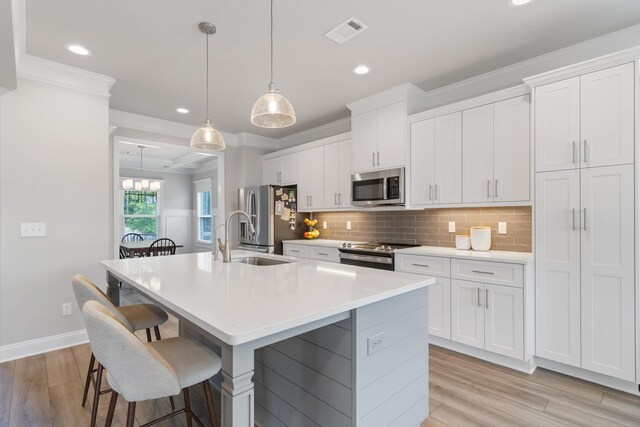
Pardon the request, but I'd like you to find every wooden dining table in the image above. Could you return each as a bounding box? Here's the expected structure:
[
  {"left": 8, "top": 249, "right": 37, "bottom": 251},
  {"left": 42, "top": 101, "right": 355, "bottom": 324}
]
[{"left": 120, "top": 240, "right": 184, "bottom": 258}]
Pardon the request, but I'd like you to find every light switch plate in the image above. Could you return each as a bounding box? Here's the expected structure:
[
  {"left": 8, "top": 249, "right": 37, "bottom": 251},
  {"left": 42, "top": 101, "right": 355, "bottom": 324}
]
[
  {"left": 448, "top": 222, "right": 456, "bottom": 233},
  {"left": 323, "top": 221, "right": 327, "bottom": 230},
  {"left": 498, "top": 222, "right": 507, "bottom": 234},
  {"left": 62, "top": 303, "right": 72, "bottom": 316},
  {"left": 367, "top": 332, "right": 384, "bottom": 355},
  {"left": 20, "top": 223, "right": 46, "bottom": 237},
  {"left": 346, "top": 221, "right": 351, "bottom": 230}
]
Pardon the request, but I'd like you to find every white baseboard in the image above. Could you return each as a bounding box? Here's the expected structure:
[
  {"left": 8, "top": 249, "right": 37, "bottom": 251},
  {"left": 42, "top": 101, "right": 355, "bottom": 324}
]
[
  {"left": 430, "top": 336, "right": 537, "bottom": 374},
  {"left": 536, "top": 357, "right": 640, "bottom": 396},
  {"left": 0, "top": 329, "right": 89, "bottom": 363}
]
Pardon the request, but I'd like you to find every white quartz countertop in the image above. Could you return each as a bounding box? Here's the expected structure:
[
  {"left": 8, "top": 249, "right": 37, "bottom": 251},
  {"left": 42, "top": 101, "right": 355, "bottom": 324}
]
[
  {"left": 101, "top": 251, "right": 434, "bottom": 346},
  {"left": 395, "top": 246, "right": 532, "bottom": 264},
  {"left": 283, "top": 239, "right": 364, "bottom": 248}
]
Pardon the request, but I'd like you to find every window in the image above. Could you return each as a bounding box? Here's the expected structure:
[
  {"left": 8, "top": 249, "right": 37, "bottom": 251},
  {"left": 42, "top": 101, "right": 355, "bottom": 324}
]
[
  {"left": 122, "top": 190, "right": 160, "bottom": 240},
  {"left": 197, "top": 190, "right": 212, "bottom": 242}
]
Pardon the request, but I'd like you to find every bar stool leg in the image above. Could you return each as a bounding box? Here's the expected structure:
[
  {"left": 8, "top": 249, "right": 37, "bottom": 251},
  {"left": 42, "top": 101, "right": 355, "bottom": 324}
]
[
  {"left": 203, "top": 380, "right": 218, "bottom": 427},
  {"left": 105, "top": 391, "right": 118, "bottom": 427},
  {"left": 90, "top": 363, "right": 104, "bottom": 427},
  {"left": 146, "top": 328, "right": 152, "bottom": 342},
  {"left": 183, "top": 387, "right": 193, "bottom": 427},
  {"left": 126, "top": 401, "right": 136, "bottom": 427},
  {"left": 82, "top": 353, "right": 96, "bottom": 407},
  {"left": 154, "top": 325, "right": 161, "bottom": 340}
]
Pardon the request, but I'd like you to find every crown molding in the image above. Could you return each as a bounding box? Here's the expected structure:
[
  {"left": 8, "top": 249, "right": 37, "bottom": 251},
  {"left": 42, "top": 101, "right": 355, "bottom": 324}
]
[
  {"left": 17, "top": 54, "right": 116, "bottom": 97},
  {"left": 236, "top": 132, "right": 280, "bottom": 150},
  {"left": 523, "top": 46, "right": 640, "bottom": 87},
  {"left": 278, "top": 117, "right": 351, "bottom": 149},
  {"left": 110, "top": 109, "right": 196, "bottom": 138},
  {"left": 346, "top": 82, "right": 428, "bottom": 115},
  {"left": 262, "top": 131, "right": 351, "bottom": 160}
]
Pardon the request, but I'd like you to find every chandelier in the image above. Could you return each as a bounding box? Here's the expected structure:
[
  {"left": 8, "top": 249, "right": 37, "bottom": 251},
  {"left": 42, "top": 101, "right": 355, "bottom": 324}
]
[{"left": 121, "top": 145, "right": 161, "bottom": 192}]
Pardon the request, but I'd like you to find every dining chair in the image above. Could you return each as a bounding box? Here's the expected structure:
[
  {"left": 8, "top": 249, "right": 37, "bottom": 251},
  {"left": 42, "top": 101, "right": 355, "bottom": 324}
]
[
  {"left": 82, "top": 300, "right": 220, "bottom": 427},
  {"left": 120, "top": 233, "right": 144, "bottom": 259},
  {"left": 71, "top": 274, "right": 171, "bottom": 427},
  {"left": 148, "top": 238, "right": 177, "bottom": 256}
]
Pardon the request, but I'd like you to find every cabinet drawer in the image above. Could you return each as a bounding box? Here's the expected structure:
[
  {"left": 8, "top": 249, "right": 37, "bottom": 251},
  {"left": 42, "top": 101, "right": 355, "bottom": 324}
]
[
  {"left": 310, "top": 247, "right": 340, "bottom": 263},
  {"left": 395, "top": 254, "right": 450, "bottom": 278},
  {"left": 283, "top": 244, "right": 310, "bottom": 259},
  {"left": 451, "top": 259, "right": 523, "bottom": 288}
]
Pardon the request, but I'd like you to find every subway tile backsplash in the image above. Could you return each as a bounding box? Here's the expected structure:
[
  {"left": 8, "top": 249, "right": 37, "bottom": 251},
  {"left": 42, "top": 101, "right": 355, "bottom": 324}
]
[{"left": 312, "top": 206, "right": 532, "bottom": 252}]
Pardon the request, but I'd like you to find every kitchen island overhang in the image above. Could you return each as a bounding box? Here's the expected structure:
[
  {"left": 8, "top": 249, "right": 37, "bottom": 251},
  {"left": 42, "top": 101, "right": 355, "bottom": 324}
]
[{"left": 101, "top": 251, "right": 435, "bottom": 427}]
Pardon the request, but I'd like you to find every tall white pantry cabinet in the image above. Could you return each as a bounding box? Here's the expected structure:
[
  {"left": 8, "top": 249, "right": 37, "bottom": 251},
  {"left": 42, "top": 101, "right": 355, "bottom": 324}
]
[{"left": 528, "top": 60, "right": 636, "bottom": 382}]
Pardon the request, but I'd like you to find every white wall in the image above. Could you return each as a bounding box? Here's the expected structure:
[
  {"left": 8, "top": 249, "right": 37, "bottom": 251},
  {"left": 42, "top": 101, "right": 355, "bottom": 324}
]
[{"left": 0, "top": 78, "right": 110, "bottom": 348}]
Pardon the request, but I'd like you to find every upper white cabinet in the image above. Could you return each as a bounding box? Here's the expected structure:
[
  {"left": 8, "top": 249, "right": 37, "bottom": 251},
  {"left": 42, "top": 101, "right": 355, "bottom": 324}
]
[
  {"left": 535, "top": 63, "right": 634, "bottom": 172},
  {"left": 324, "top": 139, "right": 351, "bottom": 209},
  {"left": 264, "top": 153, "right": 300, "bottom": 185},
  {"left": 410, "top": 112, "right": 462, "bottom": 206},
  {"left": 351, "top": 101, "right": 406, "bottom": 172},
  {"left": 463, "top": 95, "right": 530, "bottom": 203},
  {"left": 298, "top": 147, "right": 325, "bottom": 211}
]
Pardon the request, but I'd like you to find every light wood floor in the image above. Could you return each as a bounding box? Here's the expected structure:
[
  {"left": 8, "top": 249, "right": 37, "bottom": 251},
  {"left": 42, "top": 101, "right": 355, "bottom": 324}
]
[{"left": 2, "top": 285, "right": 640, "bottom": 427}]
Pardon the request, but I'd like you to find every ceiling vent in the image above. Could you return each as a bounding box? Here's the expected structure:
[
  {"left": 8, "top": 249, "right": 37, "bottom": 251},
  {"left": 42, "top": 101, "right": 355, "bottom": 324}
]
[{"left": 324, "top": 17, "right": 368, "bottom": 44}]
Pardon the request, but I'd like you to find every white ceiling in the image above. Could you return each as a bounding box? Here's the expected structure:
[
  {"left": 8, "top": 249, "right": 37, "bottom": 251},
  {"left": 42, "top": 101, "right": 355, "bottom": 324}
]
[
  {"left": 24, "top": 0, "right": 640, "bottom": 138},
  {"left": 119, "top": 142, "right": 216, "bottom": 173}
]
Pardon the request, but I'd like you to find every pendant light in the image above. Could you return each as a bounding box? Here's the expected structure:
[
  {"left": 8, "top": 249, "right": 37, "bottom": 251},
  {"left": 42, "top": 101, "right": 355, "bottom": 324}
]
[
  {"left": 191, "top": 22, "right": 225, "bottom": 151},
  {"left": 250, "top": 0, "right": 296, "bottom": 128}
]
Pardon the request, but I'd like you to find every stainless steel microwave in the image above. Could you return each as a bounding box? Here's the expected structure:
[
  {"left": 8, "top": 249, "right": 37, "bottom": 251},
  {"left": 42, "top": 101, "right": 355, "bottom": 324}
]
[{"left": 351, "top": 167, "right": 405, "bottom": 207}]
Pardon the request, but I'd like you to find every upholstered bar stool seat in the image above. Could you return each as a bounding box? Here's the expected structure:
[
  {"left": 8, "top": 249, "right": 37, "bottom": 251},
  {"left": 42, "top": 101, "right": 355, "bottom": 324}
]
[
  {"left": 71, "top": 274, "right": 171, "bottom": 427},
  {"left": 82, "top": 300, "right": 220, "bottom": 427}
]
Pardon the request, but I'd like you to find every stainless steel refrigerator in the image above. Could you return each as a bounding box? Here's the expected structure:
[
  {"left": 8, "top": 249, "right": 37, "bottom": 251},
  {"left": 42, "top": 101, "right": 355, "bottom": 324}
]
[{"left": 238, "top": 185, "right": 304, "bottom": 254}]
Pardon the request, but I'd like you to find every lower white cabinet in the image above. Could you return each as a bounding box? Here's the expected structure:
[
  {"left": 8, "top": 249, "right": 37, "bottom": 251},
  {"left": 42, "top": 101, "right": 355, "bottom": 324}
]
[
  {"left": 427, "top": 277, "right": 451, "bottom": 339},
  {"left": 283, "top": 243, "right": 340, "bottom": 264},
  {"left": 451, "top": 280, "right": 524, "bottom": 360},
  {"left": 283, "top": 244, "right": 310, "bottom": 259}
]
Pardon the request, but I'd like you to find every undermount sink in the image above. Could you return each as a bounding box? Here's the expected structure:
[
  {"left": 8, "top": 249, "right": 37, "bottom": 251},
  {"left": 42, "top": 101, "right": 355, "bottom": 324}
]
[{"left": 232, "top": 257, "right": 291, "bottom": 266}]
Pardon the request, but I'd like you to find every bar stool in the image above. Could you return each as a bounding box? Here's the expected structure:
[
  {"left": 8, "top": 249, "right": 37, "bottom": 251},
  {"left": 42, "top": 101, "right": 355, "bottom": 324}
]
[
  {"left": 82, "top": 300, "right": 220, "bottom": 427},
  {"left": 71, "top": 274, "right": 171, "bottom": 426}
]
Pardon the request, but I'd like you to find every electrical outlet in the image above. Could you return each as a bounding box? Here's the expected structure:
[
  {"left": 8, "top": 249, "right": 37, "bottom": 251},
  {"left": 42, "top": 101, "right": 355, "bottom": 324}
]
[
  {"left": 498, "top": 222, "right": 507, "bottom": 234},
  {"left": 346, "top": 221, "right": 351, "bottom": 230},
  {"left": 323, "top": 221, "right": 327, "bottom": 230},
  {"left": 367, "top": 332, "right": 384, "bottom": 355},
  {"left": 62, "top": 303, "right": 72, "bottom": 316},
  {"left": 20, "top": 223, "right": 46, "bottom": 237},
  {"left": 448, "top": 222, "right": 456, "bottom": 233}
]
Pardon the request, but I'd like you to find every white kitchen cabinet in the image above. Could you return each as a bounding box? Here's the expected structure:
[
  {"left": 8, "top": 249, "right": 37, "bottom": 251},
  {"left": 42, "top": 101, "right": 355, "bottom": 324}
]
[
  {"left": 535, "top": 63, "right": 634, "bottom": 173},
  {"left": 428, "top": 277, "right": 451, "bottom": 339},
  {"left": 298, "top": 147, "right": 325, "bottom": 211},
  {"left": 351, "top": 101, "right": 406, "bottom": 173},
  {"left": 410, "top": 113, "right": 461, "bottom": 206},
  {"left": 534, "top": 170, "right": 581, "bottom": 367},
  {"left": 485, "top": 284, "right": 524, "bottom": 360},
  {"left": 535, "top": 165, "right": 635, "bottom": 381},
  {"left": 263, "top": 153, "right": 300, "bottom": 185},
  {"left": 451, "top": 279, "right": 485, "bottom": 350},
  {"left": 324, "top": 139, "right": 351, "bottom": 209},
  {"left": 462, "top": 96, "right": 530, "bottom": 203},
  {"left": 580, "top": 164, "right": 635, "bottom": 381},
  {"left": 580, "top": 63, "right": 635, "bottom": 168}
]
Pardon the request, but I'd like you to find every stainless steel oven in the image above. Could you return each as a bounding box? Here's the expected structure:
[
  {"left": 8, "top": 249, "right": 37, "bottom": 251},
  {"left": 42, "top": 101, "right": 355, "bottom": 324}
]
[
  {"left": 338, "top": 242, "right": 418, "bottom": 271},
  {"left": 351, "top": 168, "right": 404, "bottom": 207}
]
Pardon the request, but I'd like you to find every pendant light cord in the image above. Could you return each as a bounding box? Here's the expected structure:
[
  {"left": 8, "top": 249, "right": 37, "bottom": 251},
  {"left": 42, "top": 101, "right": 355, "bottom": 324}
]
[
  {"left": 270, "top": 0, "right": 274, "bottom": 85},
  {"left": 206, "top": 32, "right": 210, "bottom": 120}
]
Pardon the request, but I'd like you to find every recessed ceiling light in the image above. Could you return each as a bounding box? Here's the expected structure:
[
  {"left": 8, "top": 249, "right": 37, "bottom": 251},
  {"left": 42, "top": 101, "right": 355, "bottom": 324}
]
[
  {"left": 176, "top": 107, "right": 190, "bottom": 114},
  {"left": 65, "top": 44, "right": 91, "bottom": 56},
  {"left": 509, "top": 0, "right": 534, "bottom": 6},
  {"left": 354, "top": 65, "right": 370, "bottom": 75}
]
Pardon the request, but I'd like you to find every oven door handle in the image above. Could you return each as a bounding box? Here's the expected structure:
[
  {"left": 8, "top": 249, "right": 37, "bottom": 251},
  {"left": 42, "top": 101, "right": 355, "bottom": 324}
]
[{"left": 339, "top": 252, "right": 393, "bottom": 265}]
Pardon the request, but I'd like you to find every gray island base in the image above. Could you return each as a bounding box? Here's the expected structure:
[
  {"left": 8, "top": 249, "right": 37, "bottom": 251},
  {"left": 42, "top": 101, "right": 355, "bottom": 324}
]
[{"left": 103, "top": 251, "right": 432, "bottom": 426}]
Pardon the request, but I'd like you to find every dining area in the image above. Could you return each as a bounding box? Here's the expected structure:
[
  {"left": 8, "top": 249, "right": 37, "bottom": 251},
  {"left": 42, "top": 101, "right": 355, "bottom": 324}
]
[{"left": 119, "top": 233, "right": 184, "bottom": 259}]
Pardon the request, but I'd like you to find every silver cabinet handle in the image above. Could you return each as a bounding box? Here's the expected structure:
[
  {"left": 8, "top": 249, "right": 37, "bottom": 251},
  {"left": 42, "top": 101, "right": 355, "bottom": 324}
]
[
  {"left": 317, "top": 252, "right": 328, "bottom": 256},
  {"left": 372, "top": 152, "right": 376, "bottom": 167},
  {"left": 477, "top": 288, "right": 481, "bottom": 307},
  {"left": 377, "top": 151, "right": 380, "bottom": 166},
  {"left": 494, "top": 179, "right": 499, "bottom": 198},
  {"left": 290, "top": 249, "right": 300, "bottom": 253},
  {"left": 429, "top": 185, "right": 433, "bottom": 200},
  {"left": 571, "top": 208, "right": 576, "bottom": 231},
  {"left": 485, "top": 289, "right": 489, "bottom": 309},
  {"left": 411, "top": 263, "right": 430, "bottom": 268},
  {"left": 335, "top": 193, "right": 338, "bottom": 205},
  {"left": 487, "top": 180, "right": 491, "bottom": 198},
  {"left": 583, "top": 140, "right": 588, "bottom": 164},
  {"left": 572, "top": 141, "right": 577, "bottom": 164},
  {"left": 435, "top": 184, "right": 439, "bottom": 200},
  {"left": 310, "top": 195, "right": 313, "bottom": 206},
  {"left": 472, "top": 270, "right": 495, "bottom": 275},
  {"left": 582, "top": 208, "right": 587, "bottom": 231}
]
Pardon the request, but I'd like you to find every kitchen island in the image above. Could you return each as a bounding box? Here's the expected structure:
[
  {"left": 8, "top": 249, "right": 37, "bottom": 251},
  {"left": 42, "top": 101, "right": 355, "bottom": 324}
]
[{"left": 101, "top": 251, "right": 434, "bottom": 427}]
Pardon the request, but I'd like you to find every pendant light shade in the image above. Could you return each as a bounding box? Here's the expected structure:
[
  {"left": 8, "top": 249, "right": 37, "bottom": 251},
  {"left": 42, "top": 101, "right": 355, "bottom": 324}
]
[
  {"left": 250, "top": 0, "right": 296, "bottom": 128},
  {"left": 191, "top": 22, "right": 225, "bottom": 151}
]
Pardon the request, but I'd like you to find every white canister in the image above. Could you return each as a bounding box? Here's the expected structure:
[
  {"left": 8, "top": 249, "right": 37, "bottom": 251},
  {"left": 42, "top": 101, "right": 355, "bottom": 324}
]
[
  {"left": 470, "top": 226, "right": 491, "bottom": 251},
  {"left": 455, "top": 235, "right": 471, "bottom": 250}
]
